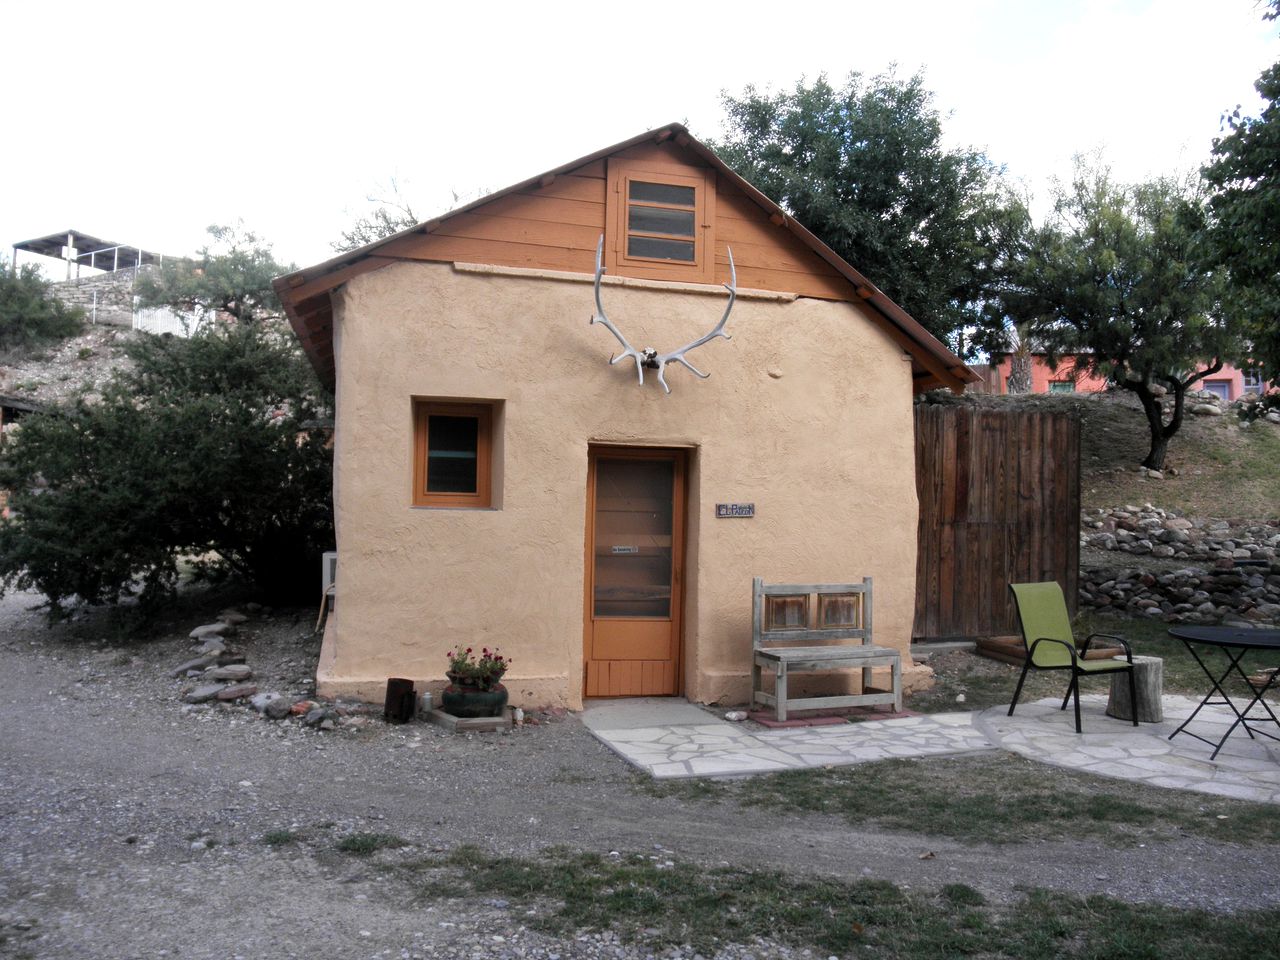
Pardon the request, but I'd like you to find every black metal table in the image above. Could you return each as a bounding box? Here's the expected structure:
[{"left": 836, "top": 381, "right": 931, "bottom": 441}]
[{"left": 1167, "top": 626, "right": 1280, "bottom": 760}]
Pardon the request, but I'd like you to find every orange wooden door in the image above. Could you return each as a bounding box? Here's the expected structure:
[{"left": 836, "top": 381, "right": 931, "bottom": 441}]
[{"left": 584, "top": 448, "right": 685, "bottom": 697}]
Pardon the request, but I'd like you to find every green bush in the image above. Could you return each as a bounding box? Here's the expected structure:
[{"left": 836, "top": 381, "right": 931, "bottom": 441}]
[
  {"left": 0, "top": 260, "right": 83, "bottom": 352},
  {"left": 0, "top": 321, "right": 333, "bottom": 618}
]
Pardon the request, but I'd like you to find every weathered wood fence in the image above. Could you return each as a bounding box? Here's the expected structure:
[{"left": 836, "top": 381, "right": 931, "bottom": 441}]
[{"left": 913, "top": 405, "right": 1080, "bottom": 640}]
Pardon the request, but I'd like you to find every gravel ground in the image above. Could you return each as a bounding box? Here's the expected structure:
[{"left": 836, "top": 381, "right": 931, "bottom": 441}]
[{"left": 3, "top": 589, "right": 1280, "bottom": 959}]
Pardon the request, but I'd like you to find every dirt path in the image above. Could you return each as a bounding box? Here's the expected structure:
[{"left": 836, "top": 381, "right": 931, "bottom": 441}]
[{"left": 2, "top": 591, "right": 1278, "bottom": 959}]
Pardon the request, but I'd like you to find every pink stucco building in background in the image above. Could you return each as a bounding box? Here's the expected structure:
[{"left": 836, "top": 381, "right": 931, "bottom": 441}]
[{"left": 976, "top": 354, "right": 1269, "bottom": 401}]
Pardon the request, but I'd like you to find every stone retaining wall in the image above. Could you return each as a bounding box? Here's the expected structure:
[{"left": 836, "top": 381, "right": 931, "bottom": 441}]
[
  {"left": 48, "top": 270, "right": 138, "bottom": 327},
  {"left": 1080, "top": 505, "right": 1280, "bottom": 626}
]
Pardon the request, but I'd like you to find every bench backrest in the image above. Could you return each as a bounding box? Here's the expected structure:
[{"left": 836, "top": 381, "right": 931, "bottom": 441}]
[{"left": 752, "top": 577, "right": 873, "bottom": 649}]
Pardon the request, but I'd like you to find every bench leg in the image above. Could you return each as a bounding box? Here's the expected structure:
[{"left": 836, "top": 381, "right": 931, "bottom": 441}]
[
  {"left": 892, "top": 656, "right": 902, "bottom": 713},
  {"left": 775, "top": 663, "right": 788, "bottom": 722},
  {"left": 751, "top": 659, "right": 762, "bottom": 710}
]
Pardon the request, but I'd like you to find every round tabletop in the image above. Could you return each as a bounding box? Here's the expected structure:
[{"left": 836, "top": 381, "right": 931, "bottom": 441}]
[{"left": 1167, "top": 625, "right": 1280, "bottom": 650}]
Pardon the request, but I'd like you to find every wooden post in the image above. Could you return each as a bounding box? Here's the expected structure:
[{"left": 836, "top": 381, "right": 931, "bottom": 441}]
[
  {"left": 1106, "top": 656, "right": 1164, "bottom": 723},
  {"left": 384, "top": 677, "right": 416, "bottom": 724}
]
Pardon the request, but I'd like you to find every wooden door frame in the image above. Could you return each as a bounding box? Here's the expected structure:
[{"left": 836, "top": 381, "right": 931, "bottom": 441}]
[{"left": 582, "top": 444, "right": 688, "bottom": 697}]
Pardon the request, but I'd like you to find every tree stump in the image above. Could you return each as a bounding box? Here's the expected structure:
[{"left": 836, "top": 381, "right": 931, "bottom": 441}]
[{"left": 1106, "top": 655, "right": 1164, "bottom": 723}]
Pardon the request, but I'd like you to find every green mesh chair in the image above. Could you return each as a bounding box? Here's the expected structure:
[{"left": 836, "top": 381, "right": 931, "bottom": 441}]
[{"left": 1008, "top": 582, "right": 1137, "bottom": 733}]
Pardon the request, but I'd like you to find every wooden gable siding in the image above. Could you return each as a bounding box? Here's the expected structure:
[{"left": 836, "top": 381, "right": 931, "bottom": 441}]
[{"left": 362, "top": 140, "right": 860, "bottom": 302}]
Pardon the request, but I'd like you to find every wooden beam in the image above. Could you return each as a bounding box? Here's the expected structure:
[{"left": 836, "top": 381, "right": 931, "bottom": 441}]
[{"left": 283, "top": 257, "right": 397, "bottom": 304}]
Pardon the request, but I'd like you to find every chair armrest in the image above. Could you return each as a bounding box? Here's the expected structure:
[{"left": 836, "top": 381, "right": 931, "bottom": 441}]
[
  {"left": 1083, "top": 632, "right": 1133, "bottom": 662},
  {"left": 1028, "top": 637, "right": 1078, "bottom": 666}
]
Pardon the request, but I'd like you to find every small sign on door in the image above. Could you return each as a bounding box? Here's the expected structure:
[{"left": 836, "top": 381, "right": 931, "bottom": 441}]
[
  {"left": 611, "top": 545, "right": 640, "bottom": 554},
  {"left": 716, "top": 503, "right": 755, "bottom": 518}
]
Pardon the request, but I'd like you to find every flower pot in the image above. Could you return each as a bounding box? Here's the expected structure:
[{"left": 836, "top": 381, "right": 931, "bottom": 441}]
[{"left": 441, "top": 681, "right": 508, "bottom": 718}]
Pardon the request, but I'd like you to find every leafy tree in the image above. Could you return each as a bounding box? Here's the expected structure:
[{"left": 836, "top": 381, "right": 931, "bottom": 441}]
[
  {"left": 333, "top": 178, "right": 419, "bottom": 253},
  {"left": 1202, "top": 1, "right": 1280, "bottom": 381},
  {"left": 0, "top": 259, "right": 84, "bottom": 352},
  {"left": 134, "top": 223, "right": 292, "bottom": 325},
  {"left": 713, "top": 71, "right": 1003, "bottom": 347},
  {"left": 994, "top": 160, "right": 1242, "bottom": 470},
  {"left": 0, "top": 322, "right": 334, "bottom": 617}
]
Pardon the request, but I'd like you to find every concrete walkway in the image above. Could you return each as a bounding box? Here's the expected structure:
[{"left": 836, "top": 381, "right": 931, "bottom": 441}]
[{"left": 583, "top": 695, "right": 1280, "bottom": 803}]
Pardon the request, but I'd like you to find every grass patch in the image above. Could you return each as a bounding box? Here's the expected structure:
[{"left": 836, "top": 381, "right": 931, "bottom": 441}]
[
  {"left": 638, "top": 753, "right": 1280, "bottom": 847},
  {"left": 262, "top": 829, "right": 303, "bottom": 847},
  {"left": 335, "top": 832, "right": 405, "bottom": 856},
  {"left": 408, "top": 845, "right": 1279, "bottom": 958}
]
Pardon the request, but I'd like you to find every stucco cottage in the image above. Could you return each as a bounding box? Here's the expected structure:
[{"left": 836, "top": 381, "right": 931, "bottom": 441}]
[{"left": 276, "top": 124, "right": 976, "bottom": 710}]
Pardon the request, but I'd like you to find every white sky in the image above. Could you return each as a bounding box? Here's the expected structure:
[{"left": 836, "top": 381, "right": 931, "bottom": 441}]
[{"left": 2, "top": 0, "right": 1276, "bottom": 274}]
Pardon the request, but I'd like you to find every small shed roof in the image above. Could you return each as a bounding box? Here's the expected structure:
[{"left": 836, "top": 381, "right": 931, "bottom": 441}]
[
  {"left": 276, "top": 124, "right": 978, "bottom": 393},
  {"left": 12, "top": 230, "right": 164, "bottom": 271}
]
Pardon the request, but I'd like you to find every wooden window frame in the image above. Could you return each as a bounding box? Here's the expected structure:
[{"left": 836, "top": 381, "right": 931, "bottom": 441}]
[
  {"left": 412, "top": 400, "right": 493, "bottom": 508},
  {"left": 606, "top": 159, "right": 715, "bottom": 284}
]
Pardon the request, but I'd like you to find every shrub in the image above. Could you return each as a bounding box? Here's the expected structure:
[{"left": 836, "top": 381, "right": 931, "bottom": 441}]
[
  {"left": 0, "top": 321, "right": 333, "bottom": 618},
  {"left": 0, "top": 259, "right": 84, "bottom": 353}
]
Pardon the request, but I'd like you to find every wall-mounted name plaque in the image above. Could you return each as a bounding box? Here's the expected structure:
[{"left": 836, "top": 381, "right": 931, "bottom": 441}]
[{"left": 715, "top": 503, "right": 755, "bottom": 518}]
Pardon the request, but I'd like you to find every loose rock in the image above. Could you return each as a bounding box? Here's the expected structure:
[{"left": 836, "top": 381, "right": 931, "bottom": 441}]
[
  {"left": 206, "top": 664, "right": 253, "bottom": 682},
  {"left": 250, "top": 692, "right": 291, "bottom": 720},
  {"left": 182, "top": 684, "right": 225, "bottom": 704},
  {"left": 215, "top": 683, "right": 258, "bottom": 701},
  {"left": 188, "top": 622, "right": 236, "bottom": 640},
  {"left": 169, "top": 653, "right": 218, "bottom": 678}
]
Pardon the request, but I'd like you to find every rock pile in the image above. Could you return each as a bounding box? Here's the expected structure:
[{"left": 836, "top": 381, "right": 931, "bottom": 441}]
[
  {"left": 1082, "top": 505, "right": 1280, "bottom": 564},
  {"left": 1080, "top": 506, "right": 1280, "bottom": 625},
  {"left": 1183, "top": 387, "right": 1280, "bottom": 424},
  {"left": 1078, "top": 564, "right": 1280, "bottom": 626},
  {"left": 173, "top": 607, "right": 347, "bottom": 730}
]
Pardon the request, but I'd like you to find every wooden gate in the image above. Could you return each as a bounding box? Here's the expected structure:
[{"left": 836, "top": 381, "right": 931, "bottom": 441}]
[{"left": 913, "top": 405, "right": 1080, "bottom": 641}]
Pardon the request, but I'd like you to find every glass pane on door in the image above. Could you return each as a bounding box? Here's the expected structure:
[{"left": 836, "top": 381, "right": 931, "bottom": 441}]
[{"left": 593, "top": 458, "right": 674, "bottom": 618}]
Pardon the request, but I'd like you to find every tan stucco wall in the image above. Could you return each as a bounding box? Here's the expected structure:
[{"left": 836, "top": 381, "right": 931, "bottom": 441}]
[{"left": 320, "top": 260, "right": 920, "bottom": 709}]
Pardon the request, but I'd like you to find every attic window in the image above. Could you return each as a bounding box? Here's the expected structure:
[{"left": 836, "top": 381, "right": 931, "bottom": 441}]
[
  {"left": 626, "top": 180, "right": 696, "bottom": 262},
  {"left": 607, "top": 159, "right": 715, "bottom": 283}
]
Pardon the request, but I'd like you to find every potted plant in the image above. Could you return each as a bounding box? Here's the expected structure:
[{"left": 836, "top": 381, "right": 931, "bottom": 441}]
[{"left": 441, "top": 646, "right": 510, "bottom": 718}]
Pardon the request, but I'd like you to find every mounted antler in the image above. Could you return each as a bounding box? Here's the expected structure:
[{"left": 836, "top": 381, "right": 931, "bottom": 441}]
[
  {"left": 589, "top": 234, "right": 737, "bottom": 394},
  {"left": 590, "top": 236, "right": 648, "bottom": 384}
]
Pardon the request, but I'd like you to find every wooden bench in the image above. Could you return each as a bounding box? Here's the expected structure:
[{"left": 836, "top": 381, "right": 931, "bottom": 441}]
[{"left": 751, "top": 577, "right": 902, "bottom": 722}]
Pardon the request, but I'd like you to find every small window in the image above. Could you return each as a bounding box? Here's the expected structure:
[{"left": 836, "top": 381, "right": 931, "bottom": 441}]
[
  {"left": 626, "top": 180, "right": 697, "bottom": 263},
  {"left": 1049, "top": 381, "right": 1075, "bottom": 394},
  {"left": 1242, "top": 367, "right": 1264, "bottom": 391},
  {"left": 607, "top": 159, "right": 714, "bottom": 283},
  {"left": 412, "top": 401, "right": 493, "bottom": 508}
]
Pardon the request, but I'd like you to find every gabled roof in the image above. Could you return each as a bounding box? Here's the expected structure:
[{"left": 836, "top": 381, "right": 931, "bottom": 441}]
[{"left": 275, "top": 124, "right": 977, "bottom": 393}]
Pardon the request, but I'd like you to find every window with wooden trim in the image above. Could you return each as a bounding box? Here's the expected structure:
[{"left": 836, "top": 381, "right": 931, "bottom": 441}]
[
  {"left": 412, "top": 401, "right": 493, "bottom": 508},
  {"left": 606, "top": 159, "right": 714, "bottom": 283}
]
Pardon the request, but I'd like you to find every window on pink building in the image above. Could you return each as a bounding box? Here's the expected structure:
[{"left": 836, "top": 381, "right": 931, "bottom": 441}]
[{"left": 1202, "top": 380, "right": 1232, "bottom": 402}]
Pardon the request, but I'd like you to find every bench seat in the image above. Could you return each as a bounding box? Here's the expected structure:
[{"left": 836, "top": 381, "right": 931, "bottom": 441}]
[{"left": 751, "top": 577, "right": 902, "bottom": 721}]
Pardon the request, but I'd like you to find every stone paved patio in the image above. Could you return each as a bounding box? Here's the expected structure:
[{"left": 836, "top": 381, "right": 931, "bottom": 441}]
[{"left": 583, "top": 695, "right": 1280, "bottom": 803}]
